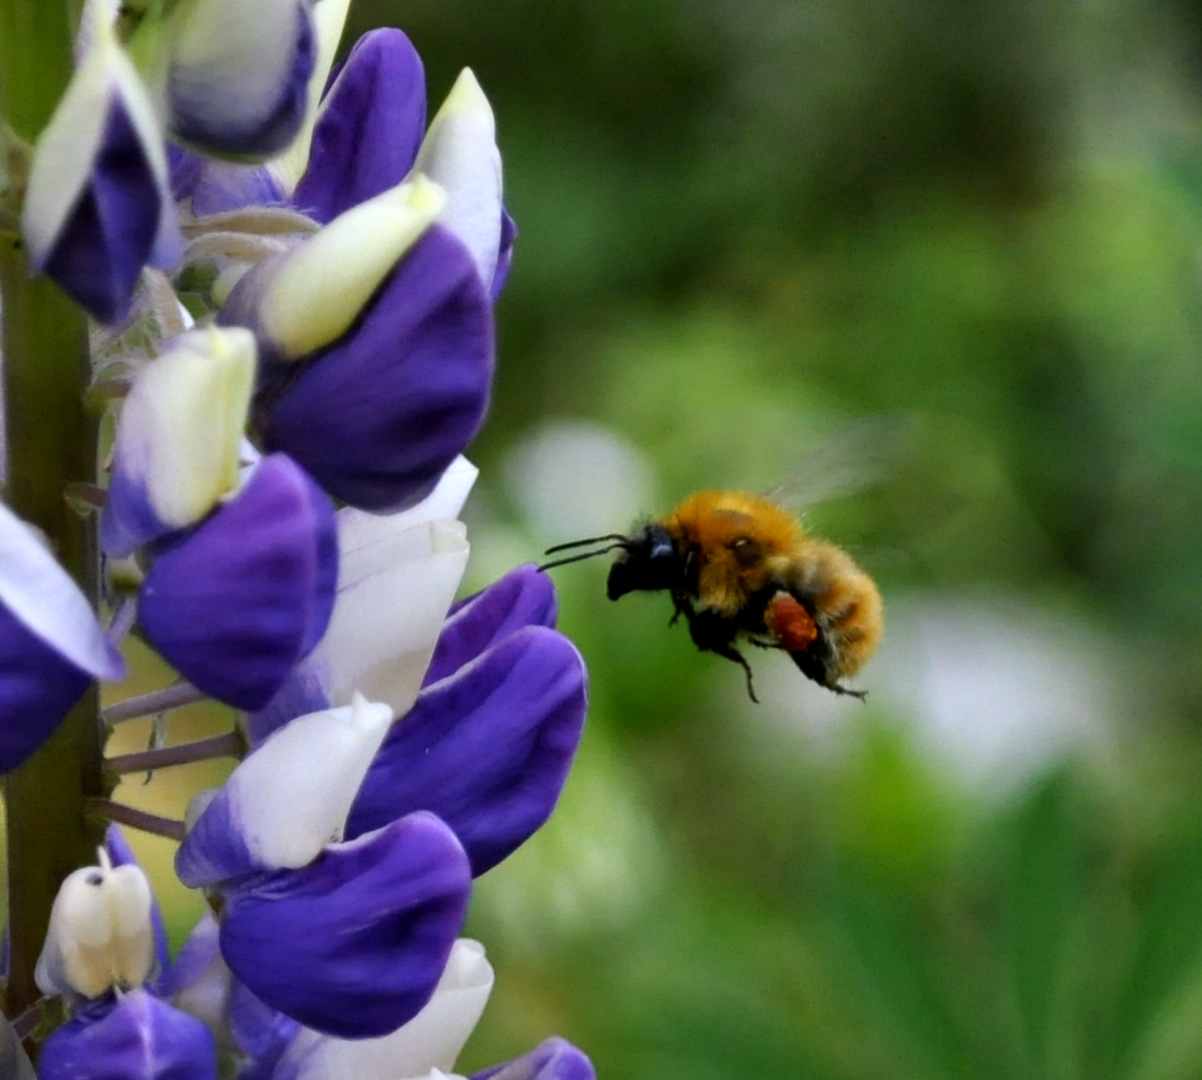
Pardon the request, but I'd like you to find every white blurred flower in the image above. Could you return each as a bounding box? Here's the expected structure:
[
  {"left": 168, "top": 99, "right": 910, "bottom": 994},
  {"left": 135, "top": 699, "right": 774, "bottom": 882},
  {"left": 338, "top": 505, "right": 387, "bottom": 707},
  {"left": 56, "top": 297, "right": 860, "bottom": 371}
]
[{"left": 504, "top": 420, "right": 658, "bottom": 540}]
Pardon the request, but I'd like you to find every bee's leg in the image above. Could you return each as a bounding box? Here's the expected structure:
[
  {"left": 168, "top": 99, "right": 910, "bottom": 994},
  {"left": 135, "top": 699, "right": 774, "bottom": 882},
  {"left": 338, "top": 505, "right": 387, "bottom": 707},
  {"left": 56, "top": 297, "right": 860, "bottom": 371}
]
[
  {"left": 748, "top": 636, "right": 785, "bottom": 650},
  {"left": 668, "top": 592, "right": 692, "bottom": 628},
  {"left": 827, "top": 683, "right": 868, "bottom": 703},
  {"left": 711, "top": 642, "right": 759, "bottom": 704}
]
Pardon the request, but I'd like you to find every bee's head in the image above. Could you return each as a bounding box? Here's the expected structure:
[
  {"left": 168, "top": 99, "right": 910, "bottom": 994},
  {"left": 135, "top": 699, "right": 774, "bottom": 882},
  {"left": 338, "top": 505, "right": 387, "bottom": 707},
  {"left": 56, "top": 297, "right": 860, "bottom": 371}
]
[
  {"left": 606, "top": 523, "right": 680, "bottom": 601},
  {"left": 538, "top": 524, "right": 681, "bottom": 598}
]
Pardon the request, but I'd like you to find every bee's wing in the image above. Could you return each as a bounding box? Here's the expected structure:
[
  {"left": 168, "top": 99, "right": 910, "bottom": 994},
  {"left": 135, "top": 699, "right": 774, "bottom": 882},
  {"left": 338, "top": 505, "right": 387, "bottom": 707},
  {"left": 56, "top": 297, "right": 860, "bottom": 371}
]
[{"left": 763, "top": 414, "right": 915, "bottom": 510}]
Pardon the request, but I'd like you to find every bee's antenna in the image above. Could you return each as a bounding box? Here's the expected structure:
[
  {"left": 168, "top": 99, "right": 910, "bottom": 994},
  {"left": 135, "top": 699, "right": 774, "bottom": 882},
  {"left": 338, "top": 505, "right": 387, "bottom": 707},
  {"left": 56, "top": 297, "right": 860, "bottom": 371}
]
[
  {"left": 543, "top": 533, "right": 629, "bottom": 556},
  {"left": 538, "top": 543, "right": 628, "bottom": 572}
]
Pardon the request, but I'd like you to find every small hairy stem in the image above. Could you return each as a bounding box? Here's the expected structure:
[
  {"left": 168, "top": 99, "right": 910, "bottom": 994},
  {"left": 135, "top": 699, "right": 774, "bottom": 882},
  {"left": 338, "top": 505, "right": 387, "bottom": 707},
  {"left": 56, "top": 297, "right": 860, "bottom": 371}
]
[
  {"left": 107, "top": 730, "right": 245, "bottom": 775},
  {"left": 102, "top": 681, "right": 205, "bottom": 726},
  {"left": 12, "top": 999, "right": 50, "bottom": 1041},
  {"left": 64, "top": 481, "right": 107, "bottom": 513},
  {"left": 84, "top": 799, "right": 187, "bottom": 843}
]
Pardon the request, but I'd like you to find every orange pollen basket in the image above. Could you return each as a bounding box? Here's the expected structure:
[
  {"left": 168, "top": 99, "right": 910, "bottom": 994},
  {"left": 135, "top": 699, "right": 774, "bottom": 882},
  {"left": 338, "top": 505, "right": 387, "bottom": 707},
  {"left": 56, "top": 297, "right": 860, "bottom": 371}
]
[{"left": 765, "top": 592, "right": 818, "bottom": 652}]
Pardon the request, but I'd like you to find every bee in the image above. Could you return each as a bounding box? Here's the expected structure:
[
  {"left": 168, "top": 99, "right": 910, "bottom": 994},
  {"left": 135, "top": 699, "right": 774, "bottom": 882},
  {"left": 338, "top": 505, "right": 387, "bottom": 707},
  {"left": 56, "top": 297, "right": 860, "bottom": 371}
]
[{"left": 539, "top": 488, "right": 883, "bottom": 703}]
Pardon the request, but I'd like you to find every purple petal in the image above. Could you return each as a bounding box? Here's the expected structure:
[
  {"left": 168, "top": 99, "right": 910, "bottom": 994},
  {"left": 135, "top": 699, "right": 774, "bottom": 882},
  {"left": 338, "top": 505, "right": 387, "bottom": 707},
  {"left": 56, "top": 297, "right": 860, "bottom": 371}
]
[
  {"left": 41, "top": 100, "right": 178, "bottom": 323},
  {"left": 170, "top": 143, "right": 285, "bottom": 215},
  {"left": 104, "top": 826, "right": 170, "bottom": 994},
  {"left": 423, "top": 564, "right": 557, "bottom": 688},
  {"left": 473, "top": 1038, "right": 596, "bottom": 1080},
  {"left": 259, "top": 224, "right": 494, "bottom": 512},
  {"left": 169, "top": 143, "right": 204, "bottom": 203},
  {"left": 229, "top": 980, "right": 300, "bottom": 1071},
  {"left": 0, "top": 617, "right": 90, "bottom": 772},
  {"left": 292, "top": 29, "right": 426, "bottom": 224},
  {"left": 173, "top": 785, "right": 259, "bottom": 891},
  {"left": 244, "top": 663, "right": 332, "bottom": 748},
  {"left": 138, "top": 454, "right": 337, "bottom": 709},
  {"left": 101, "top": 463, "right": 172, "bottom": 558},
  {"left": 347, "top": 626, "right": 587, "bottom": 877},
  {"left": 193, "top": 162, "right": 285, "bottom": 218},
  {"left": 0, "top": 503, "right": 123, "bottom": 772},
  {"left": 38, "top": 990, "right": 216, "bottom": 1080},
  {"left": 491, "top": 207, "right": 517, "bottom": 300},
  {"left": 220, "top": 813, "right": 471, "bottom": 1038},
  {"left": 158, "top": 913, "right": 222, "bottom": 1002},
  {"left": 168, "top": 1, "right": 315, "bottom": 157}
]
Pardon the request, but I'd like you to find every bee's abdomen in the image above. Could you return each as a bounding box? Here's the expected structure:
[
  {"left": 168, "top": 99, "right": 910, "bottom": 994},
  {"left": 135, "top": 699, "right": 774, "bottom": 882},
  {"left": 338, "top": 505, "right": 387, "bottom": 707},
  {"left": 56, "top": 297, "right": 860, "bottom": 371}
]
[{"left": 787, "top": 541, "right": 884, "bottom": 679}]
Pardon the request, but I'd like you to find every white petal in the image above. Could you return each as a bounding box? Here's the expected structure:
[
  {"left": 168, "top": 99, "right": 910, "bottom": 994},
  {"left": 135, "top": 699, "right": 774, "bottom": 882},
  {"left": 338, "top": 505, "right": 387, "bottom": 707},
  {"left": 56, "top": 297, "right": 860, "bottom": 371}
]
[
  {"left": 412, "top": 69, "right": 503, "bottom": 288},
  {"left": 284, "top": 939, "right": 494, "bottom": 1080},
  {"left": 167, "top": 0, "right": 310, "bottom": 148},
  {"left": 225, "top": 694, "right": 393, "bottom": 869},
  {"left": 314, "top": 516, "right": 468, "bottom": 714},
  {"left": 35, "top": 856, "right": 155, "bottom": 998},
  {"left": 75, "top": 0, "right": 120, "bottom": 60},
  {"left": 372, "top": 457, "right": 478, "bottom": 534},
  {"left": 169, "top": 913, "right": 233, "bottom": 1038},
  {"left": 0, "top": 503, "right": 123, "bottom": 680},
  {"left": 0, "top": 1016, "right": 36, "bottom": 1080},
  {"left": 22, "top": 13, "right": 170, "bottom": 269},
  {"left": 262, "top": 174, "right": 445, "bottom": 359},
  {"left": 113, "top": 326, "right": 256, "bottom": 530}
]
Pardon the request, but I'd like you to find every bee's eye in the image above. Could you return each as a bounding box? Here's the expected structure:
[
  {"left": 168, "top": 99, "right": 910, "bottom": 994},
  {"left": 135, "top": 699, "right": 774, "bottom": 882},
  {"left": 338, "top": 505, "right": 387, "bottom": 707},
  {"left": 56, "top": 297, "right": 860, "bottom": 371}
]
[{"left": 730, "top": 536, "right": 760, "bottom": 566}]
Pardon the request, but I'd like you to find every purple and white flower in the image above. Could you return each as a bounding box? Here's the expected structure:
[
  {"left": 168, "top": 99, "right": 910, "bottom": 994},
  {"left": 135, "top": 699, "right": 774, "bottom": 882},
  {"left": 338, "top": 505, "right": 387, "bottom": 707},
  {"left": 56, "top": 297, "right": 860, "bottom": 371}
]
[
  {"left": 21, "top": 3, "right": 181, "bottom": 322},
  {"left": 217, "top": 171, "right": 494, "bottom": 512},
  {"left": 101, "top": 326, "right": 256, "bottom": 558},
  {"left": 176, "top": 694, "right": 472, "bottom": 1038}
]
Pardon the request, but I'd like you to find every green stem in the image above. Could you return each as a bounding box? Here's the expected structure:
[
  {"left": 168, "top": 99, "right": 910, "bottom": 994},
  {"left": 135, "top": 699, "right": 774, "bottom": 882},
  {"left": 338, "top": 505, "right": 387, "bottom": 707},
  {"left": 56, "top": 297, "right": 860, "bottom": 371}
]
[
  {"left": 0, "top": 2, "right": 107, "bottom": 1023},
  {"left": 0, "top": 5, "right": 76, "bottom": 140}
]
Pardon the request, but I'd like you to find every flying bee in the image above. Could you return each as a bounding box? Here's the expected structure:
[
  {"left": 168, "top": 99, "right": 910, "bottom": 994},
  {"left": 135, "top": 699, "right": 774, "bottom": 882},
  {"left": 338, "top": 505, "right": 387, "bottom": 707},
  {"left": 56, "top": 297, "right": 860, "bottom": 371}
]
[{"left": 539, "top": 488, "right": 884, "bottom": 703}]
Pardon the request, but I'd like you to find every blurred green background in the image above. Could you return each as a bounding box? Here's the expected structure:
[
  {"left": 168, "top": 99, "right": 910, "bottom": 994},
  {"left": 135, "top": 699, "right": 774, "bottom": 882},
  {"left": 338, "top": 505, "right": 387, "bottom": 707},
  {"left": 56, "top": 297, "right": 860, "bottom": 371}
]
[{"left": 112, "top": 1, "right": 1202, "bottom": 1077}]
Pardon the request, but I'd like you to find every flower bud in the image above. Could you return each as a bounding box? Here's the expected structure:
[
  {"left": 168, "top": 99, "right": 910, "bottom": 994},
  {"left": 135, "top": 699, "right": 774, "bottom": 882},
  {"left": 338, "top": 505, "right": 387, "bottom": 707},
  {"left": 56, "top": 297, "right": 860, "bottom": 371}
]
[
  {"left": 102, "top": 326, "right": 256, "bottom": 558},
  {"left": 35, "top": 847, "right": 155, "bottom": 999},
  {"left": 22, "top": 6, "right": 179, "bottom": 322},
  {"left": 164, "top": 0, "right": 316, "bottom": 158}
]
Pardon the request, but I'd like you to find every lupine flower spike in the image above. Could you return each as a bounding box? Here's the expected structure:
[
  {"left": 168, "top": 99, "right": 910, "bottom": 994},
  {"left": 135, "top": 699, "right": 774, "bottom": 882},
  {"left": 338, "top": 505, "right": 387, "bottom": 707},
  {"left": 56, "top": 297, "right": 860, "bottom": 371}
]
[{"left": 0, "top": 4, "right": 589, "bottom": 1074}]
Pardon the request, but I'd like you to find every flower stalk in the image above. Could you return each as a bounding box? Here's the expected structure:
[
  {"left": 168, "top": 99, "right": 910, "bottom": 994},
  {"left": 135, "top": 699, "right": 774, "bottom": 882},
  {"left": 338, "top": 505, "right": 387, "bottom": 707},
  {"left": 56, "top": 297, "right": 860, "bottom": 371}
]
[
  {"left": 84, "top": 799, "right": 187, "bottom": 843},
  {"left": 101, "top": 681, "right": 205, "bottom": 726},
  {"left": 0, "top": 0, "right": 109, "bottom": 1022},
  {"left": 105, "top": 730, "right": 244, "bottom": 775}
]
